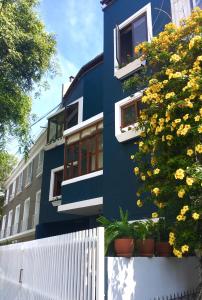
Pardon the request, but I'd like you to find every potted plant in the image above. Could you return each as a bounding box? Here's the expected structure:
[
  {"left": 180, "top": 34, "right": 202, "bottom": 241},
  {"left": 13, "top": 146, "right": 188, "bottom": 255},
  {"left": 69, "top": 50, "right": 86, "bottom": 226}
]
[
  {"left": 97, "top": 208, "right": 136, "bottom": 257},
  {"left": 136, "top": 220, "right": 155, "bottom": 257},
  {"left": 155, "top": 218, "right": 172, "bottom": 257}
]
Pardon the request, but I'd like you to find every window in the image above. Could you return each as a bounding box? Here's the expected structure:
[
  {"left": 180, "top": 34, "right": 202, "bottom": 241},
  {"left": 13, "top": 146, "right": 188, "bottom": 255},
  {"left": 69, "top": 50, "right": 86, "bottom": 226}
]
[
  {"left": 25, "top": 161, "right": 33, "bottom": 187},
  {"left": 5, "top": 189, "right": 9, "bottom": 205},
  {"left": 8, "top": 184, "right": 13, "bottom": 201},
  {"left": 6, "top": 210, "right": 13, "bottom": 237},
  {"left": 115, "top": 92, "right": 143, "bottom": 142},
  {"left": 13, "top": 205, "right": 20, "bottom": 235},
  {"left": 118, "top": 14, "right": 148, "bottom": 66},
  {"left": 16, "top": 172, "right": 23, "bottom": 194},
  {"left": 21, "top": 198, "right": 30, "bottom": 232},
  {"left": 10, "top": 180, "right": 16, "bottom": 201},
  {"left": 171, "top": 0, "right": 202, "bottom": 25},
  {"left": 49, "top": 167, "right": 64, "bottom": 201},
  {"left": 47, "top": 101, "right": 81, "bottom": 144},
  {"left": 37, "top": 150, "right": 44, "bottom": 176},
  {"left": 64, "top": 121, "right": 103, "bottom": 180},
  {"left": 121, "top": 99, "right": 141, "bottom": 129},
  {"left": 0, "top": 215, "right": 6, "bottom": 238},
  {"left": 33, "top": 190, "right": 41, "bottom": 227},
  {"left": 114, "top": 3, "right": 152, "bottom": 78}
]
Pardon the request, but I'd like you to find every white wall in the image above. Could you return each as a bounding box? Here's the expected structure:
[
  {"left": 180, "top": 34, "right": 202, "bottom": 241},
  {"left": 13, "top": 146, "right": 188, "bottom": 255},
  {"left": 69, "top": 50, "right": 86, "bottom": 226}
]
[{"left": 107, "top": 257, "right": 199, "bottom": 300}]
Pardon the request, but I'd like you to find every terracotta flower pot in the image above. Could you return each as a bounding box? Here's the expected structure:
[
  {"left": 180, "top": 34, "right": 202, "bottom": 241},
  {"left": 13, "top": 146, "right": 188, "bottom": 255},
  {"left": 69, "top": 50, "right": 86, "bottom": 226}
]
[
  {"left": 156, "top": 242, "right": 172, "bottom": 257},
  {"left": 138, "top": 239, "right": 155, "bottom": 257},
  {"left": 114, "top": 238, "right": 134, "bottom": 258}
]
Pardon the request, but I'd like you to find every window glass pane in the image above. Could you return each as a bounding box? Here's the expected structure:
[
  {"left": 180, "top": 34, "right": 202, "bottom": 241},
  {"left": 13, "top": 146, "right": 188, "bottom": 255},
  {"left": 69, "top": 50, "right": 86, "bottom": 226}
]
[
  {"left": 132, "top": 14, "right": 148, "bottom": 47},
  {"left": 98, "top": 152, "right": 103, "bottom": 169},
  {"left": 48, "top": 111, "right": 64, "bottom": 143},
  {"left": 90, "top": 155, "right": 96, "bottom": 172},
  {"left": 81, "top": 141, "right": 88, "bottom": 175},
  {"left": 65, "top": 103, "right": 79, "bottom": 129},
  {"left": 48, "top": 120, "right": 57, "bottom": 142},
  {"left": 67, "top": 133, "right": 80, "bottom": 145},
  {"left": 120, "top": 24, "right": 133, "bottom": 65},
  {"left": 121, "top": 102, "right": 137, "bottom": 128},
  {"left": 90, "top": 136, "right": 96, "bottom": 154},
  {"left": 53, "top": 170, "right": 63, "bottom": 197},
  {"left": 98, "top": 133, "right": 103, "bottom": 151},
  {"left": 73, "top": 143, "right": 79, "bottom": 177}
]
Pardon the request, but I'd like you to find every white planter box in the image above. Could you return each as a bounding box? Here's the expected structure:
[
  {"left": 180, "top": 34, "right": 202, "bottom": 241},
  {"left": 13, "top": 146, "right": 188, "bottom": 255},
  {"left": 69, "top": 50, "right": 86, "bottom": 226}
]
[
  {"left": 107, "top": 257, "right": 199, "bottom": 300},
  {"left": 114, "top": 59, "right": 146, "bottom": 80}
]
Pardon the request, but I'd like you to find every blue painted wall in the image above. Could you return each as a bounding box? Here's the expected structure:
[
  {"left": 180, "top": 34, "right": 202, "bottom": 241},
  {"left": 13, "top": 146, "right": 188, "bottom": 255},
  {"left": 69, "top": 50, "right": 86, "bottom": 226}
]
[
  {"left": 39, "top": 61, "right": 104, "bottom": 234},
  {"left": 102, "top": 0, "right": 171, "bottom": 220}
]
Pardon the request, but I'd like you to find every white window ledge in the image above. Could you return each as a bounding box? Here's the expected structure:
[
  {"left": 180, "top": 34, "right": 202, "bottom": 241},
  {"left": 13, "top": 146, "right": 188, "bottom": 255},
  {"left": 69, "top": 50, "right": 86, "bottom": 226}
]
[
  {"left": 116, "top": 127, "right": 141, "bottom": 143},
  {"left": 58, "top": 197, "right": 103, "bottom": 216},
  {"left": 0, "top": 228, "right": 35, "bottom": 244},
  {"left": 63, "top": 112, "right": 103, "bottom": 137},
  {"left": 62, "top": 170, "right": 103, "bottom": 186},
  {"left": 115, "top": 59, "right": 146, "bottom": 80}
]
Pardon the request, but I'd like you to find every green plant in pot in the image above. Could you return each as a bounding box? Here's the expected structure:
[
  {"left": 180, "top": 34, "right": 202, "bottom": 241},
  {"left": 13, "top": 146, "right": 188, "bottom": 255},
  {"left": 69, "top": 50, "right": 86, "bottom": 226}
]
[
  {"left": 136, "top": 220, "right": 155, "bottom": 257},
  {"left": 155, "top": 218, "right": 172, "bottom": 257},
  {"left": 97, "top": 208, "right": 136, "bottom": 257}
]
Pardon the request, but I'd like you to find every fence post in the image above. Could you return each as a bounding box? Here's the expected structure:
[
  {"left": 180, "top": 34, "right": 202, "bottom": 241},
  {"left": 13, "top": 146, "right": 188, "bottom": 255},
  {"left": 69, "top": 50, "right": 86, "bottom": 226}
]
[{"left": 96, "top": 227, "right": 105, "bottom": 300}]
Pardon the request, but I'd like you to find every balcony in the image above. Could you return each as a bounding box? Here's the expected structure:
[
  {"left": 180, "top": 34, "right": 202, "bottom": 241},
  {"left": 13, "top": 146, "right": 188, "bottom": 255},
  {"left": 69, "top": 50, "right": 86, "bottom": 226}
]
[{"left": 21, "top": 219, "right": 28, "bottom": 232}]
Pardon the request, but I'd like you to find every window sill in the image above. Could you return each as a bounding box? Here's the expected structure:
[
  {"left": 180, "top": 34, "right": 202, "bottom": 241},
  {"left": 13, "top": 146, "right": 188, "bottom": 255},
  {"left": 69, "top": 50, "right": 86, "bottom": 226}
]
[
  {"left": 116, "top": 127, "right": 141, "bottom": 143},
  {"left": 114, "top": 58, "right": 146, "bottom": 80},
  {"left": 62, "top": 170, "right": 103, "bottom": 186},
  {"left": 49, "top": 195, "right": 62, "bottom": 207}
]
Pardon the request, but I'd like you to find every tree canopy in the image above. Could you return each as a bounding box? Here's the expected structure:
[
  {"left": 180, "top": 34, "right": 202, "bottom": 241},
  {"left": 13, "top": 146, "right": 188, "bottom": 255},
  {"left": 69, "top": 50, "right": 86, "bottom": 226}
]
[
  {"left": 0, "top": 0, "right": 56, "bottom": 151},
  {"left": 127, "top": 9, "right": 202, "bottom": 258}
]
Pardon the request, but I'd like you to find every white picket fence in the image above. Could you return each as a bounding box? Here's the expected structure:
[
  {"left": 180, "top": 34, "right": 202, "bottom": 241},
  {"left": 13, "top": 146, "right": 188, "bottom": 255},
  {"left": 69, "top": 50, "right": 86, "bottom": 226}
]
[{"left": 0, "top": 227, "right": 105, "bottom": 300}]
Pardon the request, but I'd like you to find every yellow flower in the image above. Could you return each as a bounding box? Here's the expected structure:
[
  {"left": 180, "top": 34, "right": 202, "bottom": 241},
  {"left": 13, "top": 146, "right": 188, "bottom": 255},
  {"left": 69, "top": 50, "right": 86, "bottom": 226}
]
[
  {"left": 173, "top": 248, "right": 182, "bottom": 258},
  {"left": 192, "top": 212, "right": 200, "bottom": 220},
  {"left": 199, "top": 108, "right": 202, "bottom": 116},
  {"left": 195, "top": 115, "right": 200, "bottom": 122},
  {"left": 198, "top": 125, "right": 202, "bottom": 133},
  {"left": 183, "top": 114, "right": 189, "bottom": 121},
  {"left": 189, "top": 35, "right": 202, "bottom": 50},
  {"left": 178, "top": 189, "right": 185, "bottom": 198},
  {"left": 166, "top": 135, "right": 173, "bottom": 141},
  {"left": 175, "top": 169, "right": 185, "bottom": 180},
  {"left": 152, "top": 212, "right": 158, "bottom": 218},
  {"left": 154, "top": 168, "right": 160, "bottom": 175},
  {"left": 141, "top": 175, "right": 146, "bottom": 181},
  {"left": 170, "top": 54, "right": 181, "bottom": 62},
  {"left": 152, "top": 187, "right": 160, "bottom": 196},
  {"left": 134, "top": 167, "right": 139, "bottom": 175},
  {"left": 169, "top": 232, "right": 175, "bottom": 239},
  {"left": 181, "top": 245, "right": 189, "bottom": 253},
  {"left": 175, "top": 119, "right": 181, "bottom": 124},
  {"left": 186, "top": 177, "right": 194, "bottom": 186},
  {"left": 147, "top": 170, "right": 152, "bottom": 177},
  {"left": 130, "top": 155, "right": 135, "bottom": 160},
  {"left": 176, "top": 215, "right": 183, "bottom": 221},
  {"left": 187, "top": 149, "right": 194, "bottom": 156},
  {"left": 136, "top": 192, "right": 140, "bottom": 197},
  {"left": 195, "top": 144, "right": 202, "bottom": 153},
  {"left": 165, "top": 92, "right": 175, "bottom": 99},
  {"left": 137, "top": 199, "right": 143, "bottom": 207},
  {"left": 181, "top": 205, "right": 189, "bottom": 215}
]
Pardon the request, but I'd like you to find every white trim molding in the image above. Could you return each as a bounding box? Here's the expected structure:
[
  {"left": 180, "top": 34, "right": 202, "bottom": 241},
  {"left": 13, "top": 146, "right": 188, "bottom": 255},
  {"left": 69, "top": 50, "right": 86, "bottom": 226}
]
[
  {"left": 114, "top": 3, "right": 152, "bottom": 79},
  {"left": 170, "top": 0, "right": 192, "bottom": 25},
  {"left": 0, "top": 228, "right": 35, "bottom": 245},
  {"left": 62, "top": 170, "right": 103, "bottom": 186},
  {"left": 58, "top": 197, "right": 103, "bottom": 216},
  {"left": 49, "top": 166, "right": 64, "bottom": 202},
  {"left": 115, "top": 91, "right": 143, "bottom": 142},
  {"left": 44, "top": 137, "right": 64, "bottom": 151},
  {"left": 63, "top": 112, "right": 103, "bottom": 137}
]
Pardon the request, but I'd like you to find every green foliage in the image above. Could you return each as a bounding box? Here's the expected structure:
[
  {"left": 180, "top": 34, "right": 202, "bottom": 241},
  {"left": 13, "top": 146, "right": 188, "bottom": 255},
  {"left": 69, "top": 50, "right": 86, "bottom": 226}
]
[
  {"left": 97, "top": 208, "right": 136, "bottom": 255},
  {"left": 135, "top": 220, "right": 156, "bottom": 240},
  {"left": 0, "top": 0, "right": 56, "bottom": 152},
  {"left": 125, "top": 9, "right": 202, "bottom": 257}
]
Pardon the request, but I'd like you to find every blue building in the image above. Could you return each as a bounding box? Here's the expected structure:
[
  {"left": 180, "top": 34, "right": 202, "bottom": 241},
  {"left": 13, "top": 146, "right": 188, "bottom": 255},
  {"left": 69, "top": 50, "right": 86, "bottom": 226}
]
[{"left": 37, "top": 0, "right": 201, "bottom": 238}]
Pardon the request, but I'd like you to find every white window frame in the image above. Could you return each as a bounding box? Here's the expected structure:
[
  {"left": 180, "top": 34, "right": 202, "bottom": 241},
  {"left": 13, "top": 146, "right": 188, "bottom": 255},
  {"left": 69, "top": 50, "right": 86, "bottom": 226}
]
[
  {"left": 16, "top": 172, "right": 23, "bottom": 195},
  {"left": 62, "top": 112, "right": 103, "bottom": 186},
  {"left": 49, "top": 166, "right": 64, "bottom": 202},
  {"left": 115, "top": 91, "right": 143, "bottom": 143},
  {"left": 25, "top": 161, "right": 33, "bottom": 187},
  {"left": 5, "top": 188, "right": 9, "bottom": 205},
  {"left": 6, "top": 210, "right": 13, "bottom": 237},
  {"left": 114, "top": 3, "right": 152, "bottom": 79},
  {"left": 0, "top": 215, "right": 7, "bottom": 238},
  {"left": 10, "top": 180, "right": 16, "bottom": 201},
  {"left": 36, "top": 150, "right": 44, "bottom": 177},
  {"left": 33, "top": 190, "right": 41, "bottom": 227},
  {"left": 21, "top": 198, "right": 30, "bottom": 232},
  {"left": 13, "top": 204, "right": 20, "bottom": 235}
]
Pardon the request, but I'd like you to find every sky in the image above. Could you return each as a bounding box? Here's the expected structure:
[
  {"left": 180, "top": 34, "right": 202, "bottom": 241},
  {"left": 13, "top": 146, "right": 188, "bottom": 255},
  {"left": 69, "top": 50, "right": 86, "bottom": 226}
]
[{"left": 7, "top": 0, "right": 103, "bottom": 155}]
